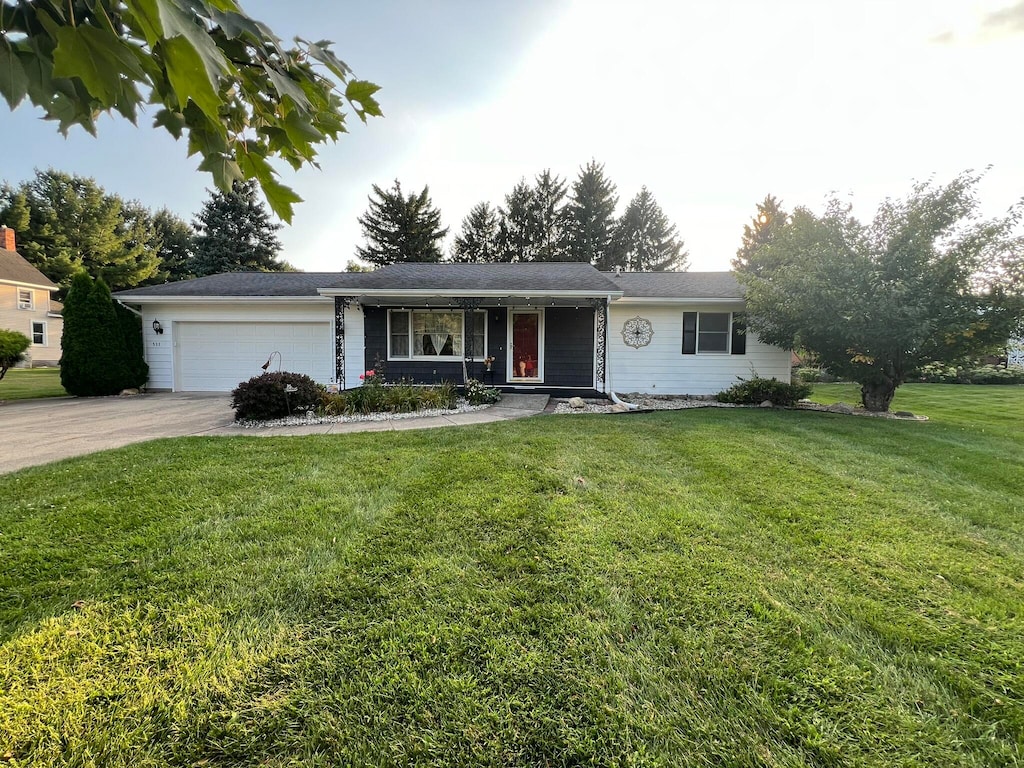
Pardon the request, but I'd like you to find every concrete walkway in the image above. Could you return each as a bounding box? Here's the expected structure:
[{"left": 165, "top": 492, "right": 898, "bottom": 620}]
[{"left": 0, "top": 393, "right": 549, "bottom": 474}]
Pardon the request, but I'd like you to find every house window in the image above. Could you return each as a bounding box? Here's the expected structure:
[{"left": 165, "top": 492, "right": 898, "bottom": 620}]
[
  {"left": 682, "top": 312, "right": 743, "bottom": 354},
  {"left": 32, "top": 321, "right": 46, "bottom": 345},
  {"left": 17, "top": 288, "right": 33, "bottom": 310},
  {"left": 388, "top": 310, "right": 486, "bottom": 360},
  {"left": 469, "top": 312, "right": 486, "bottom": 357}
]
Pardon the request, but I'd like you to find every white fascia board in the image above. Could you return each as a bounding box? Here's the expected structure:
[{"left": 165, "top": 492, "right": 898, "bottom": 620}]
[
  {"left": 612, "top": 296, "right": 745, "bottom": 305},
  {"left": 112, "top": 295, "right": 333, "bottom": 304},
  {"left": 0, "top": 278, "right": 58, "bottom": 292},
  {"left": 318, "top": 288, "right": 625, "bottom": 299}
]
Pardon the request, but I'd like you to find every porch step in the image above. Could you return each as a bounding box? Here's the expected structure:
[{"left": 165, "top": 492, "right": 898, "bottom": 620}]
[{"left": 494, "top": 393, "right": 550, "bottom": 412}]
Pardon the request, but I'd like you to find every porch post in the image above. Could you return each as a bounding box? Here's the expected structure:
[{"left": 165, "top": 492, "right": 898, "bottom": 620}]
[
  {"left": 456, "top": 297, "right": 484, "bottom": 378},
  {"left": 334, "top": 296, "right": 351, "bottom": 387},
  {"left": 590, "top": 297, "right": 608, "bottom": 392}
]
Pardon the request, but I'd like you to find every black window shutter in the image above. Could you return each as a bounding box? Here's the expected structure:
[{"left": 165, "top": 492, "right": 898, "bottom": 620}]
[
  {"left": 682, "top": 312, "right": 697, "bottom": 354},
  {"left": 731, "top": 313, "right": 747, "bottom": 355}
]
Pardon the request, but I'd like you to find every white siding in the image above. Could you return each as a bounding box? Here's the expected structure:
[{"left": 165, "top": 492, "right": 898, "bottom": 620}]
[
  {"left": 139, "top": 302, "right": 334, "bottom": 391},
  {"left": 608, "top": 303, "right": 791, "bottom": 395},
  {"left": 341, "top": 303, "right": 366, "bottom": 389}
]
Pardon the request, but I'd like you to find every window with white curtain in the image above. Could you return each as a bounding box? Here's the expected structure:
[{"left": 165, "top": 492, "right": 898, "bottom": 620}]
[{"left": 388, "top": 310, "right": 486, "bottom": 360}]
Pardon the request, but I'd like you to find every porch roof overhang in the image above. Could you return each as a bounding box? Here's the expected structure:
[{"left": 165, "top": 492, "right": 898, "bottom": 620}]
[{"left": 320, "top": 288, "right": 623, "bottom": 307}]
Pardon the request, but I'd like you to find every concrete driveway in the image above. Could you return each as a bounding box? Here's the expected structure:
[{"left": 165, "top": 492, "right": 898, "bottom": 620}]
[{"left": 0, "top": 393, "right": 234, "bottom": 475}]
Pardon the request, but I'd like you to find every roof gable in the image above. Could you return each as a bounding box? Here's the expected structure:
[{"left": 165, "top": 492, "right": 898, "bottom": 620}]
[{"left": 0, "top": 248, "right": 58, "bottom": 291}]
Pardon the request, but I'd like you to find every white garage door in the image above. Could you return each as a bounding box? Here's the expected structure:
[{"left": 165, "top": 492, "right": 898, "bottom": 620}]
[{"left": 176, "top": 322, "right": 333, "bottom": 392}]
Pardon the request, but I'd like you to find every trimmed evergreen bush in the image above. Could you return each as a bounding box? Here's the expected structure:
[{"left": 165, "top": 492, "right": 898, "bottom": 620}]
[
  {"left": 61, "top": 272, "right": 149, "bottom": 396},
  {"left": 0, "top": 329, "right": 30, "bottom": 380},
  {"left": 114, "top": 301, "right": 149, "bottom": 388},
  {"left": 231, "top": 371, "right": 324, "bottom": 421},
  {"left": 716, "top": 376, "right": 812, "bottom": 406}
]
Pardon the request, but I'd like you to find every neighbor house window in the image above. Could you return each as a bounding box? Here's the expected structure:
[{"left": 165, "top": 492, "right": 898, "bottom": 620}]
[
  {"left": 17, "top": 288, "right": 33, "bottom": 310},
  {"left": 388, "top": 310, "right": 486, "bottom": 360},
  {"left": 682, "top": 312, "right": 744, "bottom": 354},
  {"left": 31, "top": 321, "right": 45, "bottom": 345}
]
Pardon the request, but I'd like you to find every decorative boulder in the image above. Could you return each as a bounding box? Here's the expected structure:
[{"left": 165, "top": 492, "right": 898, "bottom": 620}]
[
  {"left": 828, "top": 402, "right": 855, "bottom": 415},
  {"left": 568, "top": 397, "right": 586, "bottom": 409},
  {"left": 610, "top": 403, "right": 630, "bottom": 413},
  {"left": 759, "top": 400, "right": 774, "bottom": 408}
]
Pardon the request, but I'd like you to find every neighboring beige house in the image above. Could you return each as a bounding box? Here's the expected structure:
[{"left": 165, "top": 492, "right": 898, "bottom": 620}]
[{"left": 0, "top": 226, "right": 63, "bottom": 367}]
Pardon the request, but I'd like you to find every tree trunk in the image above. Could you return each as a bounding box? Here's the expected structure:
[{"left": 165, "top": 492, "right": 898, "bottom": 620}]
[{"left": 860, "top": 379, "right": 897, "bottom": 412}]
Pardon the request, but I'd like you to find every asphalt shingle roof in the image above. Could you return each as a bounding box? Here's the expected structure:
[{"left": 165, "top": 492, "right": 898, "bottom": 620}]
[
  {"left": 321, "top": 262, "right": 622, "bottom": 293},
  {"left": 114, "top": 272, "right": 347, "bottom": 298},
  {"left": 112, "top": 265, "right": 743, "bottom": 300},
  {"left": 0, "top": 248, "right": 58, "bottom": 290},
  {"left": 604, "top": 271, "right": 743, "bottom": 299}
]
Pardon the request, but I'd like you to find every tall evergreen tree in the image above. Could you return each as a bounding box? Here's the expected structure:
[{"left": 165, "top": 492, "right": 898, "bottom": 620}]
[
  {"left": 149, "top": 209, "right": 196, "bottom": 283},
  {"left": 452, "top": 202, "right": 501, "bottom": 263},
  {"left": 531, "top": 169, "right": 570, "bottom": 262},
  {"left": 355, "top": 180, "right": 448, "bottom": 267},
  {"left": 611, "top": 187, "right": 688, "bottom": 271},
  {"left": 60, "top": 273, "right": 136, "bottom": 396},
  {"left": 733, "top": 195, "right": 788, "bottom": 272},
  {"left": 0, "top": 170, "right": 162, "bottom": 291},
  {"left": 114, "top": 302, "right": 149, "bottom": 388},
  {"left": 566, "top": 160, "right": 618, "bottom": 267},
  {"left": 496, "top": 179, "right": 537, "bottom": 262},
  {"left": 192, "top": 180, "right": 284, "bottom": 276}
]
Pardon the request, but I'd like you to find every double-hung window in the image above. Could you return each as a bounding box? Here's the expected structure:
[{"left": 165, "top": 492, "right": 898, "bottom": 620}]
[
  {"left": 682, "top": 312, "right": 747, "bottom": 355},
  {"left": 31, "top": 321, "right": 46, "bottom": 345},
  {"left": 17, "top": 288, "right": 33, "bottom": 310},
  {"left": 388, "top": 310, "right": 486, "bottom": 360}
]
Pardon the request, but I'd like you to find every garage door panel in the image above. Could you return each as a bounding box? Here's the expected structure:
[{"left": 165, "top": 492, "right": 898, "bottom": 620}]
[{"left": 176, "top": 322, "right": 332, "bottom": 392}]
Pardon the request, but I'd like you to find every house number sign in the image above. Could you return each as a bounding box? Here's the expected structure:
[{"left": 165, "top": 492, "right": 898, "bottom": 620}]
[{"left": 621, "top": 316, "right": 654, "bottom": 348}]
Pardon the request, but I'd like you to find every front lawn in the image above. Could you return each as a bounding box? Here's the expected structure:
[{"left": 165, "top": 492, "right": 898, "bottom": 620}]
[
  {"left": 0, "top": 367, "right": 66, "bottom": 400},
  {"left": 1, "top": 386, "right": 1022, "bottom": 766}
]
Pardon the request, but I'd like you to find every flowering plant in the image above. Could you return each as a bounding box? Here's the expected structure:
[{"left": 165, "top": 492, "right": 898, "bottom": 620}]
[
  {"left": 483, "top": 356, "right": 495, "bottom": 366},
  {"left": 358, "top": 369, "right": 377, "bottom": 382}
]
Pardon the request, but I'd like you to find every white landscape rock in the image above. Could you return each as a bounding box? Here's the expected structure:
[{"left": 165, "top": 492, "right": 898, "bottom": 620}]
[{"left": 567, "top": 396, "right": 587, "bottom": 409}]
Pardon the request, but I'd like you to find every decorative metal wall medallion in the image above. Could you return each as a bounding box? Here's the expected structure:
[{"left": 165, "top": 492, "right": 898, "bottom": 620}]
[{"left": 621, "top": 316, "right": 654, "bottom": 348}]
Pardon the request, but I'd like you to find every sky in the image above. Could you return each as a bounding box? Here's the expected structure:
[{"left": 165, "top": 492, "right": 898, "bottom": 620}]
[{"left": 2, "top": 0, "right": 1023, "bottom": 272}]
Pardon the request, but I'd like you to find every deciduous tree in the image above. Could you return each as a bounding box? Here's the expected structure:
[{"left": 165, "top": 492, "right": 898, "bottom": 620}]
[
  {"left": 0, "top": 170, "right": 161, "bottom": 291},
  {"left": 736, "top": 172, "right": 1024, "bottom": 411},
  {"left": 0, "top": 0, "right": 381, "bottom": 221},
  {"left": 0, "top": 329, "right": 30, "bottom": 380},
  {"left": 355, "top": 180, "right": 447, "bottom": 267},
  {"left": 191, "top": 180, "right": 284, "bottom": 275}
]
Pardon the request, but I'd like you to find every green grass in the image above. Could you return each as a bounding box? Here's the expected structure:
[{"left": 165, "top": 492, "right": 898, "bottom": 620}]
[
  {"left": 1, "top": 385, "right": 1022, "bottom": 766},
  {"left": 0, "top": 368, "right": 66, "bottom": 400}
]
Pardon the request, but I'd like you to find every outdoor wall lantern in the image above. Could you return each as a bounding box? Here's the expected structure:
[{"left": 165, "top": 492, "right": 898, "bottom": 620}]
[{"left": 152, "top": 320, "right": 164, "bottom": 334}]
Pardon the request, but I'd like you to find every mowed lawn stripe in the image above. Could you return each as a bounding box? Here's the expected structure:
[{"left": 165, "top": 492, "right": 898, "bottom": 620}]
[{"left": 0, "top": 384, "right": 1021, "bottom": 766}]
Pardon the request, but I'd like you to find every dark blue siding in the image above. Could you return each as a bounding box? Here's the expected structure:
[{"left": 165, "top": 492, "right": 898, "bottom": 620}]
[{"left": 360, "top": 305, "right": 594, "bottom": 388}]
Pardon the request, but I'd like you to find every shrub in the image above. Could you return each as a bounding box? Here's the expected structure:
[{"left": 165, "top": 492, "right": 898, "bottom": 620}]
[
  {"left": 716, "top": 376, "right": 812, "bottom": 407},
  {"left": 0, "top": 329, "right": 30, "bottom": 380},
  {"left": 964, "top": 365, "right": 1024, "bottom": 385},
  {"left": 463, "top": 378, "right": 501, "bottom": 405},
  {"left": 231, "top": 371, "right": 324, "bottom": 421},
  {"left": 910, "top": 362, "right": 1024, "bottom": 385}
]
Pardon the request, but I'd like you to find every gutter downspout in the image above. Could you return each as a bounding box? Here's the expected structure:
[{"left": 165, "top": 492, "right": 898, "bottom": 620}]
[
  {"left": 116, "top": 301, "right": 143, "bottom": 317},
  {"left": 603, "top": 292, "right": 639, "bottom": 410}
]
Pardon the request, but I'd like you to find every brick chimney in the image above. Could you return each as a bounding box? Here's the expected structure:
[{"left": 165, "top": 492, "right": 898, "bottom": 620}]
[{"left": 0, "top": 225, "right": 14, "bottom": 251}]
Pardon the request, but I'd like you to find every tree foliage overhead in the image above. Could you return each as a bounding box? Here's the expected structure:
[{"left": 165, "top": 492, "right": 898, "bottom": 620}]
[
  {"left": 192, "top": 179, "right": 284, "bottom": 276},
  {"left": 736, "top": 172, "right": 1024, "bottom": 411},
  {"left": 0, "top": 0, "right": 381, "bottom": 221},
  {"left": 451, "top": 201, "right": 500, "bottom": 263},
  {"left": 611, "top": 187, "right": 688, "bottom": 272},
  {"left": 0, "top": 169, "right": 161, "bottom": 291},
  {"left": 356, "top": 180, "right": 448, "bottom": 267},
  {"left": 566, "top": 160, "right": 618, "bottom": 268}
]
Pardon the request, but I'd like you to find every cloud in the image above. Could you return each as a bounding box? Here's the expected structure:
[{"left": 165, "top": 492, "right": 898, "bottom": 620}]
[
  {"left": 929, "top": 30, "right": 955, "bottom": 45},
  {"left": 982, "top": 1, "right": 1024, "bottom": 33}
]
